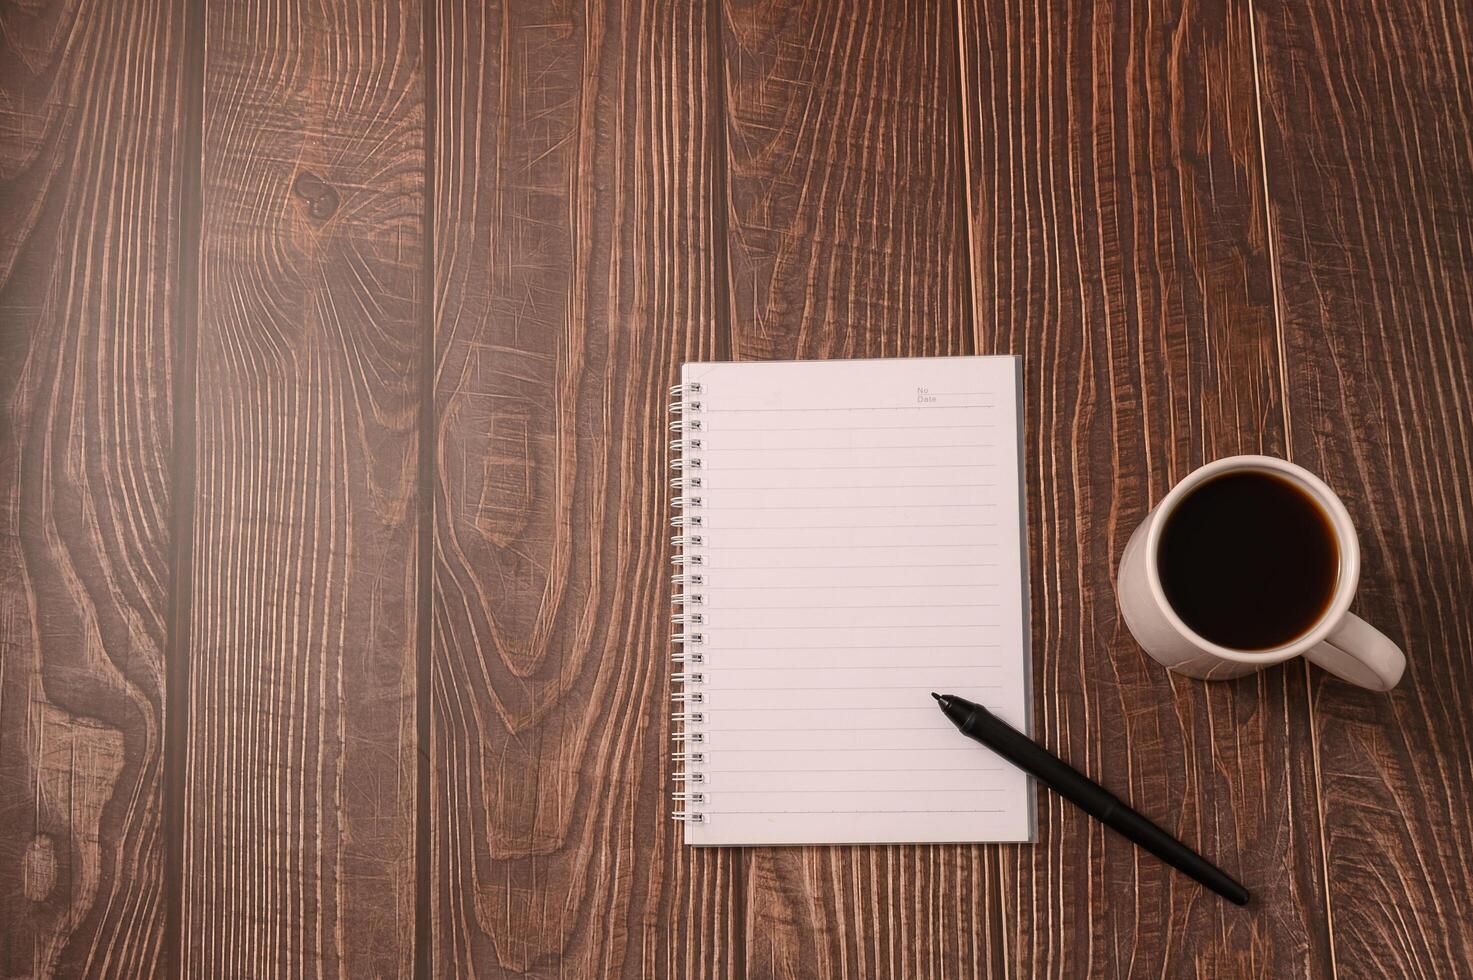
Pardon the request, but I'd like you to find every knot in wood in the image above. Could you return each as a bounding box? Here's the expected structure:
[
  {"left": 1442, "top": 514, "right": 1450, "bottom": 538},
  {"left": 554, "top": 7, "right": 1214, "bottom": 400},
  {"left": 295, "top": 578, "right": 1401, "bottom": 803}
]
[{"left": 292, "top": 170, "right": 341, "bottom": 219}]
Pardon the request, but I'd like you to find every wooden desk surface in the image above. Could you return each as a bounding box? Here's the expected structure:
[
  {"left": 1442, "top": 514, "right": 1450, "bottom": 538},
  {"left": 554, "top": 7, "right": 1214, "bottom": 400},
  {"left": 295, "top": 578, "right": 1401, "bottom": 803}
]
[{"left": 3, "top": 0, "right": 1471, "bottom": 976}]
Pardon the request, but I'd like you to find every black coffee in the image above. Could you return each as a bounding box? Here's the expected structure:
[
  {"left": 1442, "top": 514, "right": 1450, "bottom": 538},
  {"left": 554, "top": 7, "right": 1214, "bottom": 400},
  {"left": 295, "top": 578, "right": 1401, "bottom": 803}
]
[{"left": 1157, "top": 470, "right": 1339, "bottom": 650}]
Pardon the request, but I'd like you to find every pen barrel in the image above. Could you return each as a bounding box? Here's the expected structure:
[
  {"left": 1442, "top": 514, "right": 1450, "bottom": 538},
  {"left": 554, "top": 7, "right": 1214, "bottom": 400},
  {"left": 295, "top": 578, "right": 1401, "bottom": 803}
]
[
  {"left": 956, "top": 703, "right": 1117, "bottom": 818},
  {"left": 945, "top": 696, "right": 1250, "bottom": 906},
  {"left": 1102, "top": 805, "right": 1250, "bottom": 906}
]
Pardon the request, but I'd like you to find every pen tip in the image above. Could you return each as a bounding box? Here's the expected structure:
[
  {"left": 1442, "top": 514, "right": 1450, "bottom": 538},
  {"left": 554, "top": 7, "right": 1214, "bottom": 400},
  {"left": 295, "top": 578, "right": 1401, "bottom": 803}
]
[{"left": 930, "top": 692, "right": 943, "bottom": 702}]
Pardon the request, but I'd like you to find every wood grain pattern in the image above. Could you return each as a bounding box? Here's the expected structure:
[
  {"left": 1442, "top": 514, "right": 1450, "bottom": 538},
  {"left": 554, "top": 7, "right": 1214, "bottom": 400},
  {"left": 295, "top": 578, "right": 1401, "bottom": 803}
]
[
  {"left": 183, "top": 0, "right": 423, "bottom": 974},
  {"left": 722, "top": 0, "right": 974, "bottom": 362},
  {"left": 3, "top": 0, "right": 1471, "bottom": 973},
  {"left": 957, "top": 0, "right": 1333, "bottom": 974},
  {"left": 1255, "top": 0, "right": 1473, "bottom": 974},
  {"left": 0, "top": 0, "right": 186, "bottom": 974},
  {"left": 427, "top": 0, "right": 732, "bottom": 975},
  {"left": 718, "top": 1, "right": 1000, "bottom": 976}
]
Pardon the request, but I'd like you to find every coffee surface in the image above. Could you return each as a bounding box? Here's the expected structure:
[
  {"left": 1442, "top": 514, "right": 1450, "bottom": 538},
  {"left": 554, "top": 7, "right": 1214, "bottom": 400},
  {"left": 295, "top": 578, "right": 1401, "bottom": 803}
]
[{"left": 1157, "top": 471, "right": 1339, "bottom": 650}]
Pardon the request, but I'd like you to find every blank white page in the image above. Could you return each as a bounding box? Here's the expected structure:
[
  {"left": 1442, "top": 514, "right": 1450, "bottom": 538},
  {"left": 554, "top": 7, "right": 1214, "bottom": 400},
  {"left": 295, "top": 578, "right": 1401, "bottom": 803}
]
[{"left": 673, "top": 356, "right": 1034, "bottom": 846}]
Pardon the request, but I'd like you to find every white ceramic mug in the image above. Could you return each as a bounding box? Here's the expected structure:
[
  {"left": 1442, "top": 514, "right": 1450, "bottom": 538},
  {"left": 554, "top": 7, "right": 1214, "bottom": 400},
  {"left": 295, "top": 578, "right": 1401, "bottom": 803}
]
[{"left": 1117, "top": 455, "right": 1405, "bottom": 690}]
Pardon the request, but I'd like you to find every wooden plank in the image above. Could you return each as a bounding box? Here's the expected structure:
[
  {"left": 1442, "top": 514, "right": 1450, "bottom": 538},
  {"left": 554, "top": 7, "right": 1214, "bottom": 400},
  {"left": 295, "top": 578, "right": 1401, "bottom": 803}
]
[
  {"left": 717, "top": 1, "right": 1000, "bottom": 977},
  {"left": 722, "top": 0, "right": 975, "bottom": 362},
  {"left": 1253, "top": 0, "right": 1473, "bottom": 974},
  {"left": 957, "top": 0, "right": 1334, "bottom": 974},
  {"left": 427, "top": 0, "right": 732, "bottom": 975},
  {"left": 182, "top": 1, "right": 423, "bottom": 974},
  {"left": 0, "top": 0, "right": 188, "bottom": 975}
]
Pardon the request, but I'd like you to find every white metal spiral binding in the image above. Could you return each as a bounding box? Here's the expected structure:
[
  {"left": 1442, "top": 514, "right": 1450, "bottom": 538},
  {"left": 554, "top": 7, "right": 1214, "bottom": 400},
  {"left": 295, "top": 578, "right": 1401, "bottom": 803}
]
[{"left": 670, "top": 380, "right": 706, "bottom": 826}]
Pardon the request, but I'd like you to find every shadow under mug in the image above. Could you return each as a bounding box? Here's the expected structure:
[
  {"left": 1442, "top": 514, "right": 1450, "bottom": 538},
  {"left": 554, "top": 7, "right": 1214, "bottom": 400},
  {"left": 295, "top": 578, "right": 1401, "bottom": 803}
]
[{"left": 1117, "top": 455, "right": 1406, "bottom": 690}]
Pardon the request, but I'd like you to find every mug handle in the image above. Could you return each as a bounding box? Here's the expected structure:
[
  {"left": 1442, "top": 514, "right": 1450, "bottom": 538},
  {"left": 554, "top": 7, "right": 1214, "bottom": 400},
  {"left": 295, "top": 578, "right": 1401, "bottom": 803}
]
[{"left": 1305, "top": 613, "right": 1406, "bottom": 690}]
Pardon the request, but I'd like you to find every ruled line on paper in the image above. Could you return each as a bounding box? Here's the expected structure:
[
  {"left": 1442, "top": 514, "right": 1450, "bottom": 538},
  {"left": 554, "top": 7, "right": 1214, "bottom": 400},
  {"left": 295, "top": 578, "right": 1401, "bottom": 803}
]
[
  {"left": 696, "top": 404, "right": 997, "bottom": 413},
  {"left": 708, "top": 789, "right": 1007, "bottom": 795},
  {"left": 700, "top": 582, "right": 999, "bottom": 591},
  {"left": 700, "top": 541, "right": 999, "bottom": 551},
  {"left": 708, "top": 624, "right": 999, "bottom": 632},
  {"left": 705, "top": 684, "right": 996, "bottom": 692},
  {"left": 698, "top": 502, "right": 999, "bottom": 510},
  {"left": 707, "top": 747, "right": 983, "bottom": 752},
  {"left": 710, "top": 443, "right": 999, "bottom": 451},
  {"left": 916, "top": 391, "right": 994, "bottom": 396},
  {"left": 706, "top": 424, "right": 998, "bottom": 432},
  {"left": 706, "top": 706, "right": 972, "bottom": 713},
  {"left": 704, "top": 523, "right": 999, "bottom": 532},
  {"left": 695, "top": 663, "right": 1004, "bottom": 670},
  {"left": 697, "top": 483, "right": 999, "bottom": 491},
  {"left": 703, "top": 767, "right": 1000, "bottom": 774},
  {"left": 700, "top": 809, "right": 1007, "bottom": 815},
  {"left": 701, "top": 722, "right": 954, "bottom": 730},
  {"left": 696, "top": 645, "right": 1002, "bottom": 652},
  {"left": 696, "top": 563, "right": 1000, "bottom": 571},
  {"left": 705, "top": 463, "right": 995, "bottom": 471},
  {"left": 705, "top": 603, "right": 1000, "bottom": 611}
]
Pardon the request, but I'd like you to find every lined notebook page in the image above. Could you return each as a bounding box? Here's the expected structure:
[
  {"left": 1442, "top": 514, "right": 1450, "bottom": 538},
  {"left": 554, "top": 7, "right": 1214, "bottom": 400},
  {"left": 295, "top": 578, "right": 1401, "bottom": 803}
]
[{"left": 677, "top": 357, "right": 1034, "bottom": 846}]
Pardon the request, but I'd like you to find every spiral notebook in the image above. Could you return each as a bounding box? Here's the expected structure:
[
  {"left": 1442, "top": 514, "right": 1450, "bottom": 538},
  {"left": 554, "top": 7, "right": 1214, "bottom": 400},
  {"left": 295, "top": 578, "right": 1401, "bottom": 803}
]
[{"left": 669, "top": 356, "right": 1035, "bottom": 845}]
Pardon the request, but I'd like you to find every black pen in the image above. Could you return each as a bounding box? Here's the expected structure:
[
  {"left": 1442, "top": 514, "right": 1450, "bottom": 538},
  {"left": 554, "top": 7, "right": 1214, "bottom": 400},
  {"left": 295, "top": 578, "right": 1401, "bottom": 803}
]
[{"left": 932, "top": 692, "right": 1250, "bottom": 906}]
